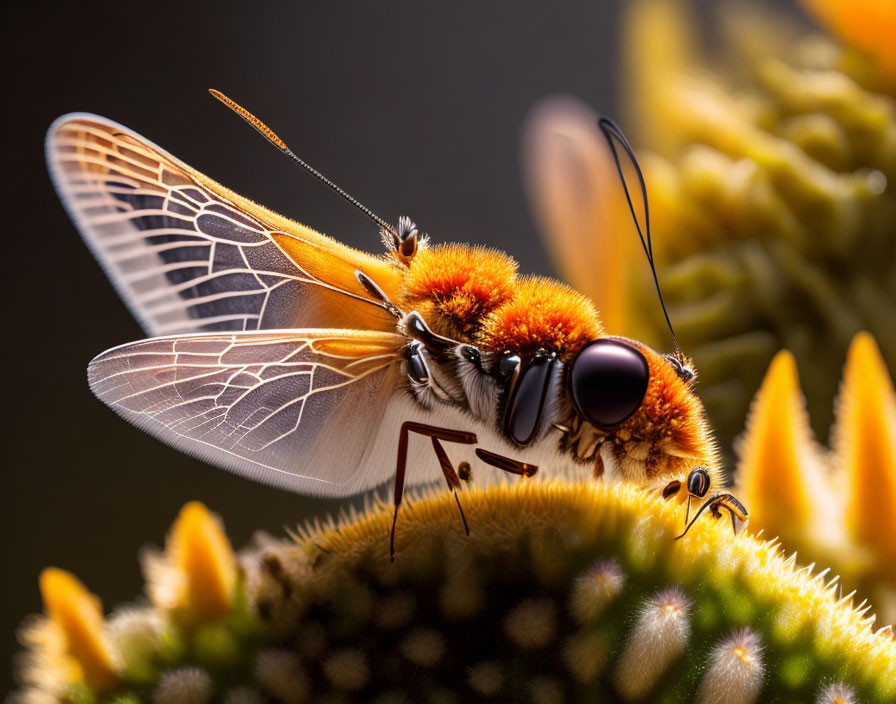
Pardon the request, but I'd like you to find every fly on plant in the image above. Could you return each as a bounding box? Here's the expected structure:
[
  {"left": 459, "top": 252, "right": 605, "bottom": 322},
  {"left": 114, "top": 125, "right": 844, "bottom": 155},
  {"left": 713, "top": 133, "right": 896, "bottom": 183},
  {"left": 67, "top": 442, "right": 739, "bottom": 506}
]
[{"left": 46, "top": 91, "right": 746, "bottom": 557}]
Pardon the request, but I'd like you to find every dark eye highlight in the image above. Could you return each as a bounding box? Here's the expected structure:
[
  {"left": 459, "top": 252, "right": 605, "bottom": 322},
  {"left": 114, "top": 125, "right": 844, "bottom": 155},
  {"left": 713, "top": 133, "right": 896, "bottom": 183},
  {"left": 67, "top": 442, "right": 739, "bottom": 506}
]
[
  {"left": 568, "top": 339, "right": 649, "bottom": 428},
  {"left": 687, "top": 467, "right": 710, "bottom": 498}
]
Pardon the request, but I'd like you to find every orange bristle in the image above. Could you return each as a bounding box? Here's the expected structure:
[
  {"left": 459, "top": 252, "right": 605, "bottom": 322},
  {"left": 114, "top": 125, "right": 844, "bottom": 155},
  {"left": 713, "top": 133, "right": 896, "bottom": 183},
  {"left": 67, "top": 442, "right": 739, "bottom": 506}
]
[
  {"left": 478, "top": 276, "right": 603, "bottom": 361},
  {"left": 625, "top": 345, "right": 715, "bottom": 477},
  {"left": 401, "top": 244, "right": 518, "bottom": 340}
]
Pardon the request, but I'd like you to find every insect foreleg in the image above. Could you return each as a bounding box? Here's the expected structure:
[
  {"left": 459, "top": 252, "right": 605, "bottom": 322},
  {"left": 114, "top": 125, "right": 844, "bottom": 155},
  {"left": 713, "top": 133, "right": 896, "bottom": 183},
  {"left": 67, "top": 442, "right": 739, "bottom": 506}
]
[
  {"left": 474, "top": 448, "right": 539, "bottom": 478},
  {"left": 431, "top": 437, "right": 470, "bottom": 537},
  {"left": 391, "top": 421, "right": 478, "bottom": 560},
  {"left": 674, "top": 493, "right": 749, "bottom": 540}
]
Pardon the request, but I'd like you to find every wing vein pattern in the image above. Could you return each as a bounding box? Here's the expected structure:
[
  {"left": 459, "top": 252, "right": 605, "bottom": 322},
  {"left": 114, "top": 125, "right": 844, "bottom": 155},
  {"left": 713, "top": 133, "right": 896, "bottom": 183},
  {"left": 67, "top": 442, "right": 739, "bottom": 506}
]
[
  {"left": 48, "top": 114, "right": 417, "bottom": 496},
  {"left": 46, "top": 114, "right": 402, "bottom": 336},
  {"left": 88, "top": 330, "right": 405, "bottom": 496}
]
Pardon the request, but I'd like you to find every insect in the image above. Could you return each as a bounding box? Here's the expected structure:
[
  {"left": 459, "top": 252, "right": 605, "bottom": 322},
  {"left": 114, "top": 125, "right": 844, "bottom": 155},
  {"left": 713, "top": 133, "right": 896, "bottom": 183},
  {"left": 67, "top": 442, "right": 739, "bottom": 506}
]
[{"left": 46, "top": 90, "right": 746, "bottom": 557}]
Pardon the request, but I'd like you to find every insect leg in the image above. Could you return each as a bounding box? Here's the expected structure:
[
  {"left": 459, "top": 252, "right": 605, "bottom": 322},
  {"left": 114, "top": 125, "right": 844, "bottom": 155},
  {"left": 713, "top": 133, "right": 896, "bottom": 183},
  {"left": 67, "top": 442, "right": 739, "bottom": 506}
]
[
  {"left": 431, "top": 437, "right": 470, "bottom": 536},
  {"left": 674, "top": 497, "right": 716, "bottom": 540},
  {"left": 355, "top": 270, "right": 403, "bottom": 319},
  {"left": 474, "top": 448, "right": 539, "bottom": 478},
  {"left": 718, "top": 494, "right": 749, "bottom": 535},
  {"left": 401, "top": 311, "right": 457, "bottom": 354},
  {"left": 391, "top": 421, "right": 478, "bottom": 560},
  {"left": 660, "top": 480, "right": 694, "bottom": 526},
  {"left": 674, "top": 493, "right": 749, "bottom": 540}
]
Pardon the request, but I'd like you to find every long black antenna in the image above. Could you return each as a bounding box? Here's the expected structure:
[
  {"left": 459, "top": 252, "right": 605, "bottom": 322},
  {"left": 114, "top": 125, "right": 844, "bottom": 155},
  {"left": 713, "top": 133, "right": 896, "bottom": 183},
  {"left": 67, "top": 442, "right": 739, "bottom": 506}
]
[
  {"left": 209, "top": 89, "right": 396, "bottom": 236},
  {"left": 597, "top": 116, "right": 682, "bottom": 360}
]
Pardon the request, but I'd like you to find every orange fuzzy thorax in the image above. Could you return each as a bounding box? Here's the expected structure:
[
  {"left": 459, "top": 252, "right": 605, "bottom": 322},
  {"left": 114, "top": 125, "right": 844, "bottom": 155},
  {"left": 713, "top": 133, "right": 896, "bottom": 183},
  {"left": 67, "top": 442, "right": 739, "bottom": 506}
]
[
  {"left": 478, "top": 276, "right": 603, "bottom": 360},
  {"left": 400, "top": 244, "right": 518, "bottom": 340},
  {"left": 401, "top": 244, "right": 602, "bottom": 359}
]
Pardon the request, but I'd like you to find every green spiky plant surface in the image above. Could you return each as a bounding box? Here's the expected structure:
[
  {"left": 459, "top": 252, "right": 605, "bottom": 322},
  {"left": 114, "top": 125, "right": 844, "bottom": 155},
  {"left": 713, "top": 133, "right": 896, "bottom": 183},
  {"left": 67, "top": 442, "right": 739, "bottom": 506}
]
[{"left": 13, "top": 484, "right": 896, "bottom": 704}]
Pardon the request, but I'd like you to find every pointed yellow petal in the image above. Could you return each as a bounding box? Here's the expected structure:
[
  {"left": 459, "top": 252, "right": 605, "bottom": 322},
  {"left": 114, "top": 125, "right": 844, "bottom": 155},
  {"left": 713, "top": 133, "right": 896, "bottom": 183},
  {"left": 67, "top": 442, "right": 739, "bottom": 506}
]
[
  {"left": 836, "top": 332, "right": 896, "bottom": 572},
  {"left": 738, "top": 350, "right": 832, "bottom": 539},
  {"left": 39, "top": 568, "right": 118, "bottom": 691},
  {"left": 522, "top": 96, "right": 641, "bottom": 338},
  {"left": 803, "top": 0, "right": 896, "bottom": 75},
  {"left": 168, "top": 501, "right": 237, "bottom": 621}
]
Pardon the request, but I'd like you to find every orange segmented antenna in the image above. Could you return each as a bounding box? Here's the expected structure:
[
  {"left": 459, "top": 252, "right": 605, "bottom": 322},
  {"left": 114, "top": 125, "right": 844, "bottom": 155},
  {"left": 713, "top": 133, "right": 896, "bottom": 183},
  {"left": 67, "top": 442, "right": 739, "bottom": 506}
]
[
  {"left": 209, "top": 89, "right": 396, "bottom": 235},
  {"left": 209, "top": 89, "right": 288, "bottom": 149}
]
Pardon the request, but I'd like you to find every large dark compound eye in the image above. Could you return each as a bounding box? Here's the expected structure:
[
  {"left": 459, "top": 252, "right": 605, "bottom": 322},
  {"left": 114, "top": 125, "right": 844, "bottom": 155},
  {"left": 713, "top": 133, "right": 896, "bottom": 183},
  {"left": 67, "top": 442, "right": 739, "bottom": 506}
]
[{"left": 569, "top": 339, "right": 649, "bottom": 427}]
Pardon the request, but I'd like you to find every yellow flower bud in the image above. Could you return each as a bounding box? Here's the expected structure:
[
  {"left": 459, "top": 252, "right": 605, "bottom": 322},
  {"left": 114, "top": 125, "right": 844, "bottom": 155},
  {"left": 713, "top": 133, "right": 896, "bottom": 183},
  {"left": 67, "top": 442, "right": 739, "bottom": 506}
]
[{"left": 39, "top": 568, "right": 118, "bottom": 692}]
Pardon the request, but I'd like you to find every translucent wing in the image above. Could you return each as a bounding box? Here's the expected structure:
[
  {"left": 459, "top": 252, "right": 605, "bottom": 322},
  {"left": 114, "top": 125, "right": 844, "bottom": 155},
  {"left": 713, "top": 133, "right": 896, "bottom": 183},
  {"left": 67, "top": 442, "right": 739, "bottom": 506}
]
[
  {"left": 522, "top": 96, "right": 642, "bottom": 338},
  {"left": 46, "top": 114, "right": 403, "bottom": 336},
  {"left": 88, "top": 329, "right": 404, "bottom": 496}
]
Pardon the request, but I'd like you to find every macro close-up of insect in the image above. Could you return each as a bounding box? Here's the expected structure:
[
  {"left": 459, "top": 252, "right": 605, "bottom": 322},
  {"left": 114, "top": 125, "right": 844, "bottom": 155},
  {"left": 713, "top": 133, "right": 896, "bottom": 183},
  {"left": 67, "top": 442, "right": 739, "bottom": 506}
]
[
  {"left": 11, "top": 2, "right": 896, "bottom": 701},
  {"left": 46, "top": 90, "right": 747, "bottom": 558}
]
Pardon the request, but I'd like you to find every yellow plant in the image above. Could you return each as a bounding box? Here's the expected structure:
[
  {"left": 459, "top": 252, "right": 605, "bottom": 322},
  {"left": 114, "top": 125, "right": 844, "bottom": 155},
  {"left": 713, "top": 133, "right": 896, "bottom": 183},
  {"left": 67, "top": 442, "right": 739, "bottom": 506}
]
[
  {"left": 143, "top": 501, "right": 237, "bottom": 624},
  {"left": 12, "top": 482, "right": 896, "bottom": 703},
  {"left": 805, "top": 0, "right": 896, "bottom": 77},
  {"left": 26, "top": 569, "right": 118, "bottom": 694},
  {"left": 736, "top": 331, "right": 896, "bottom": 626},
  {"left": 523, "top": 0, "right": 896, "bottom": 458}
]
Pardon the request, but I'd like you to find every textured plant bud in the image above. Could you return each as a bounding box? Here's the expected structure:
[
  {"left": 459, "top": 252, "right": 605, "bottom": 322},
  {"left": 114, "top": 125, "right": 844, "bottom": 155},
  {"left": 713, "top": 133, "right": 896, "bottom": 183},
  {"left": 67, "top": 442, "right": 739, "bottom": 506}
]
[
  {"left": 145, "top": 502, "right": 237, "bottom": 623},
  {"left": 12, "top": 482, "right": 896, "bottom": 703},
  {"left": 31, "top": 569, "right": 118, "bottom": 693},
  {"left": 734, "top": 332, "right": 896, "bottom": 626},
  {"left": 613, "top": 587, "right": 692, "bottom": 700},
  {"left": 695, "top": 628, "right": 765, "bottom": 704}
]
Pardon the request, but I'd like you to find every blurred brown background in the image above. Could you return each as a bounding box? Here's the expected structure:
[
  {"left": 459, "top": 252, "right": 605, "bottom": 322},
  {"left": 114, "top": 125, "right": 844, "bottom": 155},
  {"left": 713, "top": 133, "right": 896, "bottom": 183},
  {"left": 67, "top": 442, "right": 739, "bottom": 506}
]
[{"left": 1, "top": 0, "right": 805, "bottom": 692}]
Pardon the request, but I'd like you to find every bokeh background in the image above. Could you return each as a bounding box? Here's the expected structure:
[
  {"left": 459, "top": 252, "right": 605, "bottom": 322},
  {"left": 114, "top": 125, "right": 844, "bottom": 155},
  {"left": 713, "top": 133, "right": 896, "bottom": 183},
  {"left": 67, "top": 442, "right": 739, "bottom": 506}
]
[{"left": 2, "top": 0, "right": 815, "bottom": 693}]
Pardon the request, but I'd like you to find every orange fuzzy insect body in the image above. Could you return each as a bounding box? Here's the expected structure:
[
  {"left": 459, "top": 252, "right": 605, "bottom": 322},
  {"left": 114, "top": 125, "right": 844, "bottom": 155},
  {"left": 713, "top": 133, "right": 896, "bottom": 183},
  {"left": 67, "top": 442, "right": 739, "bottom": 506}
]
[
  {"left": 47, "top": 92, "right": 736, "bottom": 557},
  {"left": 396, "top": 240, "right": 719, "bottom": 490},
  {"left": 400, "top": 244, "right": 604, "bottom": 356},
  {"left": 400, "top": 244, "right": 518, "bottom": 341}
]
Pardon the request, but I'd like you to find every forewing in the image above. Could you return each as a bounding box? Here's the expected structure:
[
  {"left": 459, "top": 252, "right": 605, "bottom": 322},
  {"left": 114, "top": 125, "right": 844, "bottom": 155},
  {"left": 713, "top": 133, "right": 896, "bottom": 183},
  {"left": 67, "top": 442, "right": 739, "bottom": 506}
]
[
  {"left": 88, "top": 329, "right": 404, "bottom": 496},
  {"left": 47, "top": 114, "right": 402, "bottom": 336},
  {"left": 522, "top": 96, "right": 642, "bottom": 337}
]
